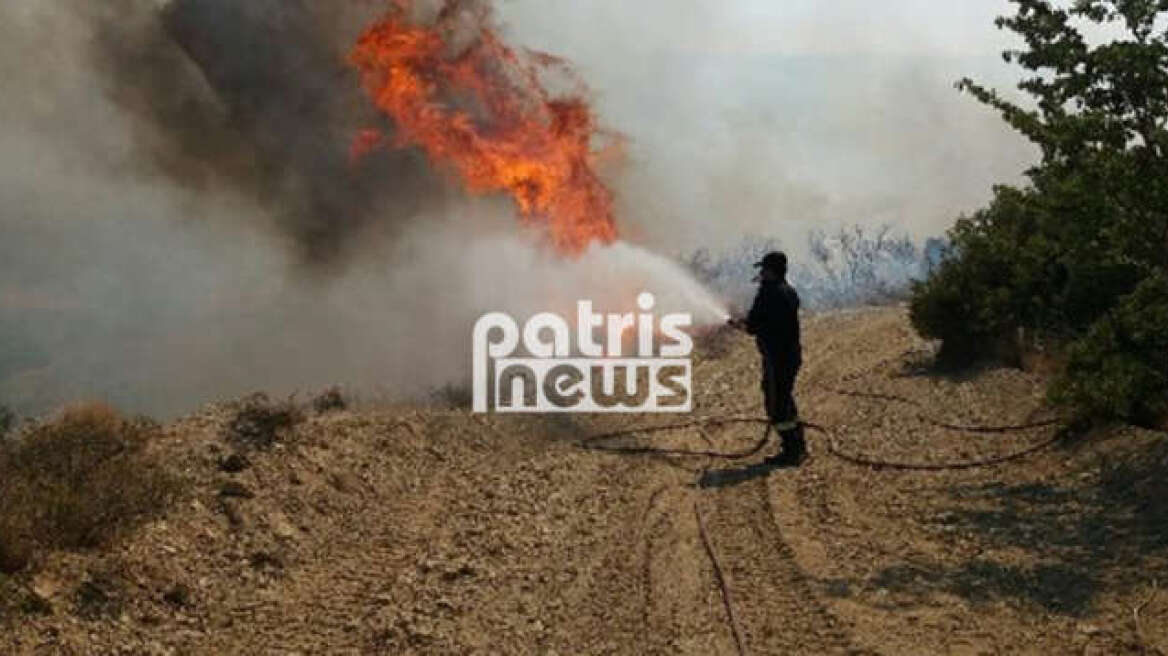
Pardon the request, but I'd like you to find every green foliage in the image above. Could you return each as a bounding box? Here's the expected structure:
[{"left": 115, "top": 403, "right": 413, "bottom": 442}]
[
  {"left": 911, "top": 187, "right": 1047, "bottom": 363},
  {"left": 911, "top": 0, "right": 1168, "bottom": 420},
  {"left": 1050, "top": 275, "right": 1168, "bottom": 424}
]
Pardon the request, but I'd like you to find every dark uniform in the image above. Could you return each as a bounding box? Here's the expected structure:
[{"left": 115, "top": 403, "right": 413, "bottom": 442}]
[
  {"left": 746, "top": 279, "right": 802, "bottom": 427},
  {"left": 743, "top": 257, "right": 807, "bottom": 465}
]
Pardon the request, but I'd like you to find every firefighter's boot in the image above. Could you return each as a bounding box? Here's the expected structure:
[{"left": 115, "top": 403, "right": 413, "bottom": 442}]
[{"left": 765, "top": 423, "right": 807, "bottom": 468}]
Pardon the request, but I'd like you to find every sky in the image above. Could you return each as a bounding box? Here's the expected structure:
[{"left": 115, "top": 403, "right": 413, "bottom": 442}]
[{"left": 500, "top": 1, "right": 1022, "bottom": 59}]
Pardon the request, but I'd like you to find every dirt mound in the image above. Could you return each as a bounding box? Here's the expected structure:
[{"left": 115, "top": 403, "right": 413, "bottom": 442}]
[{"left": 2, "top": 307, "right": 1166, "bottom": 654}]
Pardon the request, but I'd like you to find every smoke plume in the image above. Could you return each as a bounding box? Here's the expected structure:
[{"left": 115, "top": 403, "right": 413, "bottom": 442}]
[
  {"left": 86, "top": 0, "right": 458, "bottom": 266},
  {"left": 0, "top": 0, "right": 1036, "bottom": 416}
]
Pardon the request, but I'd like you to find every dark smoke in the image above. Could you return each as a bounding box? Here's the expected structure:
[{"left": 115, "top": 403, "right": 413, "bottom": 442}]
[
  {"left": 86, "top": 0, "right": 448, "bottom": 267},
  {"left": 1, "top": 0, "right": 686, "bottom": 420},
  {"left": 0, "top": 0, "right": 1038, "bottom": 419}
]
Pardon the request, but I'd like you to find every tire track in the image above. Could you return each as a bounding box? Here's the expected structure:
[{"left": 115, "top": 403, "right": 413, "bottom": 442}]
[
  {"left": 700, "top": 477, "right": 859, "bottom": 655},
  {"left": 639, "top": 482, "right": 736, "bottom": 655},
  {"left": 640, "top": 484, "right": 672, "bottom": 635}
]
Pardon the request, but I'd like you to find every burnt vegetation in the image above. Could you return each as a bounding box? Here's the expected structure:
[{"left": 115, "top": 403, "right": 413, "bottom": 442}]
[
  {"left": 0, "top": 404, "right": 13, "bottom": 437},
  {"left": 685, "top": 224, "right": 935, "bottom": 315},
  {"left": 428, "top": 382, "right": 474, "bottom": 410},
  {"left": 224, "top": 393, "right": 305, "bottom": 450},
  {"left": 311, "top": 386, "right": 348, "bottom": 414}
]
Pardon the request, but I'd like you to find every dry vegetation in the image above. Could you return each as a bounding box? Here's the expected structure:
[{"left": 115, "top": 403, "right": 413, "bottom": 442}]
[
  {"left": 0, "top": 405, "right": 13, "bottom": 435},
  {"left": 311, "top": 387, "right": 347, "bottom": 414},
  {"left": 223, "top": 393, "right": 304, "bottom": 450},
  {"left": 0, "top": 310, "right": 1165, "bottom": 654},
  {"left": 0, "top": 404, "right": 181, "bottom": 579}
]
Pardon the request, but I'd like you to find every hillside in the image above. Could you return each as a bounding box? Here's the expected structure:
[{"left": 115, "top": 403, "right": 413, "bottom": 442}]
[{"left": 3, "top": 307, "right": 1167, "bottom": 655}]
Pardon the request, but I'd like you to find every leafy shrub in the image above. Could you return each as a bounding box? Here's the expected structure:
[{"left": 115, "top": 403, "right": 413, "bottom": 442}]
[
  {"left": 0, "top": 405, "right": 12, "bottom": 437},
  {"left": 910, "top": 2, "right": 1168, "bottom": 421},
  {"left": 1049, "top": 275, "right": 1168, "bottom": 425},
  {"left": 910, "top": 187, "right": 1053, "bottom": 365},
  {"left": 0, "top": 403, "right": 180, "bottom": 574}
]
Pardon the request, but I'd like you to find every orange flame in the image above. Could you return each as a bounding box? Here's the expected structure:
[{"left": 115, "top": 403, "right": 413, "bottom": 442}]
[{"left": 349, "top": 2, "right": 619, "bottom": 254}]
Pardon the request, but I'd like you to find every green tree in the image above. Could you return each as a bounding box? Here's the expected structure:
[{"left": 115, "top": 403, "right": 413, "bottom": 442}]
[
  {"left": 962, "top": 0, "right": 1168, "bottom": 267},
  {"left": 912, "top": 0, "right": 1168, "bottom": 422}
]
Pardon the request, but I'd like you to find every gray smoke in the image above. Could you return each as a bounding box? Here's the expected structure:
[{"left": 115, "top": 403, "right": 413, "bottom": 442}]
[
  {"left": 0, "top": 0, "right": 1038, "bottom": 417},
  {"left": 0, "top": 0, "right": 464, "bottom": 416},
  {"left": 498, "top": 0, "right": 1037, "bottom": 252},
  {"left": 85, "top": 0, "right": 454, "bottom": 266}
]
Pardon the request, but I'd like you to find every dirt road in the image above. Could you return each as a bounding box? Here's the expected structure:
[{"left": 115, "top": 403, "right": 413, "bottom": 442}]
[{"left": 6, "top": 307, "right": 1167, "bottom": 655}]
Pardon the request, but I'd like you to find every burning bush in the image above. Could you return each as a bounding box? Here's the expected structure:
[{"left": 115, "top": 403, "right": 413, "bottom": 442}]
[
  {"left": 348, "top": 0, "right": 620, "bottom": 254},
  {"left": 0, "top": 403, "right": 180, "bottom": 575}
]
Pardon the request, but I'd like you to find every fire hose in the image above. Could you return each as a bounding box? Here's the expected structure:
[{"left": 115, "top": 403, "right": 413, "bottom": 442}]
[
  {"left": 575, "top": 385, "right": 1066, "bottom": 656},
  {"left": 577, "top": 390, "right": 1063, "bottom": 470}
]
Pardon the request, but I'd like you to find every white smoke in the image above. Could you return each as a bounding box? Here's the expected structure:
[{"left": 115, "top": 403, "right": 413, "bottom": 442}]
[{"left": 0, "top": 0, "right": 1041, "bottom": 417}]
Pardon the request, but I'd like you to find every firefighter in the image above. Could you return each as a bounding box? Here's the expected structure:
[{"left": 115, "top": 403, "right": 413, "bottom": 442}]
[{"left": 731, "top": 250, "right": 807, "bottom": 468}]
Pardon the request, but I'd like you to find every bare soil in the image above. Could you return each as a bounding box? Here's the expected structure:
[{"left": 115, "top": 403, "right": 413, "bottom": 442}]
[{"left": 4, "top": 306, "right": 1167, "bottom": 655}]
